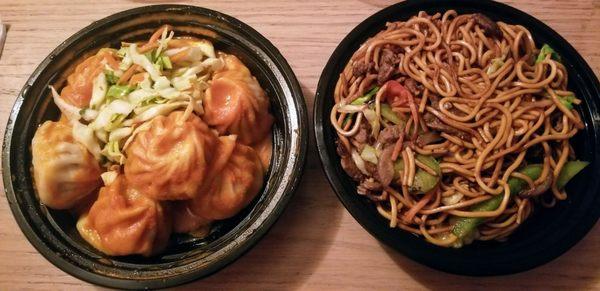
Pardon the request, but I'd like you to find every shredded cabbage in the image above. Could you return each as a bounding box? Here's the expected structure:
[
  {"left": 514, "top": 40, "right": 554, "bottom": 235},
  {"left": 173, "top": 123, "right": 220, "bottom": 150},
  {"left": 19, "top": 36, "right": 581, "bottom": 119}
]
[
  {"left": 109, "top": 127, "right": 133, "bottom": 142},
  {"left": 72, "top": 121, "right": 101, "bottom": 159},
  {"left": 129, "top": 43, "right": 167, "bottom": 84},
  {"left": 360, "top": 145, "right": 378, "bottom": 164},
  {"left": 106, "top": 85, "right": 133, "bottom": 100},
  {"left": 351, "top": 149, "right": 369, "bottom": 175},
  {"left": 191, "top": 40, "right": 216, "bottom": 59},
  {"left": 53, "top": 35, "right": 222, "bottom": 166},
  {"left": 442, "top": 192, "right": 464, "bottom": 206},
  {"left": 80, "top": 108, "right": 98, "bottom": 122},
  {"left": 155, "top": 29, "right": 174, "bottom": 59},
  {"left": 133, "top": 102, "right": 188, "bottom": 123},
  {"left": 102, "top": 140, "right": 126, "bottom": 164},
  {"left": 90, "top": 73, "right": 108, "bottom": 108},
  {"left": 91, "top": 100, "right": 135, "bottom": 131},
  {"left": 167, "top": 40, "right": 216, "bottom": 63},
  {"left": 100, "top": 170, "right": 118, "bottom": 185},
  {"left": 49, "top": 86, "right": 81, "bottom": 121},
  {"left": 119, "top": 49, "right": 133, "bottom": 71},
  {"left": 362, "top": 108, "right": 380, "bottom": 138}
]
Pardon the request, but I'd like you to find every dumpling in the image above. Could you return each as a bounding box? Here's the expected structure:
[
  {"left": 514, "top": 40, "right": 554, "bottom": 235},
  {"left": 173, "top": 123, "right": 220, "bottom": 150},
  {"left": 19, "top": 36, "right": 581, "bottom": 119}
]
[
  {"left": 60, "top": 49, "right": 120, "bottom": 108},
  {"left": 252, "top": 133, "right": 273, "bottom": 170},
  {"left": 173, "top": 135, "right": 264, "bottom": 233},
  {"left": 124, "top": 111, "right": 219, "bottom": 200},
  {"left": 32, "top": 119, "right": 101, "bottom": 209},
  {"left": 203, "top": 54, "right": 274, "bottom": 145},
  {"left": 77, "top": 176, "right": 171, "bottom": 256}
]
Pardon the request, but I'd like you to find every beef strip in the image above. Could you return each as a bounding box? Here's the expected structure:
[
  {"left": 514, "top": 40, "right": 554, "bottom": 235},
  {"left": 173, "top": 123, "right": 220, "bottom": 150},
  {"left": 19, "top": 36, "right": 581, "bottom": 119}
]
[
  {"left": 378, "top": 124, "right": 403, "bottom": 145},
  {"left": 423, "top": 112, "right": 471, "bottom": 141},
  {"left": 365, "top": 160, "right": 378, "bottom": 177},
  {"left": 350, "top": 122, "right": 371, "bottom": 151},
  {"left": 336, "top": 141, "right": 364, "bottom": 181},
  {"left": 359, "top": 178, "right": 383, "bottom": 192},
  {"left": 471, "top": 13, "right": 503, "bottom": 39},
  {"left": 416, "top": 131, "right": 443, "bottom": 147},
  {"left": 353, "top": 61, "right": 373, "bottom": 77},
  {"left": 354, "top": 123, "right": 368, "bottom": 143},
  {"left": 377, "top": 49, "right": 402, "bottom": 85},
  {"left": 385, "top": 44, "right": 404, "bottom": 54},
  {"left": 404, "top": 78, "right": 423, "bottom": 96},
  {"left": 357, "top": 182, "right": 387, "bottom": 201},
  {"left": 377, "top": 145, "right": 395, "bottom": 187}
]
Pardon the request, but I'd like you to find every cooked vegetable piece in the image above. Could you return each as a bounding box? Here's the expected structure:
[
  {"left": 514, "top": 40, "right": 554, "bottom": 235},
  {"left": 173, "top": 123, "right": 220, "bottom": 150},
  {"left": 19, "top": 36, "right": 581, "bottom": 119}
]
[
  {"left": 452, "top": 164, "right": 542, "bottom": 239},
  {"left": 452, "top": 161, "right": 587, "bottom": 240},
  {"left": 536, "top": 44, "right": 561, "bottom": 64},
  {"left": 486, "top": 58, "right": 504, "bottom": 75},
  {"left": 106, "top": 85, "right": 134, "bottom": 99},
  {"left": 410, "top": 155, "right": 440, "bottom": 194},
  {"left": 361, "top": 145, "right": 378, "bottom": 164},
  {"left": 105, "top": 70, "right": 119, "bottom": 85},
  {"left": 556, "top": 160, "right": 588, "bottom": 189},
  {"left": 343, "top": 86, "right": 380, "bottom": 126},
  {"left": 380, "top": 103, "right": 403, "bottom": 125},
  {"left": 351, "top": 86, "right": 380, "bottom": 105},
  {"left": 161, "top": 56, "right": 172, "bottom": 69},
  {"left": 558, "top": 95, "right": 576, "bottom": 110}
]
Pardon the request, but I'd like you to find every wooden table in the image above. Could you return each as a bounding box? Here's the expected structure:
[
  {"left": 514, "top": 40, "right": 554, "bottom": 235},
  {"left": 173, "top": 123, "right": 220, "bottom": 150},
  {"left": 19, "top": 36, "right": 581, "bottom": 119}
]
[{"left": 0, "top": 0, "right": 598, "bottom": 289}]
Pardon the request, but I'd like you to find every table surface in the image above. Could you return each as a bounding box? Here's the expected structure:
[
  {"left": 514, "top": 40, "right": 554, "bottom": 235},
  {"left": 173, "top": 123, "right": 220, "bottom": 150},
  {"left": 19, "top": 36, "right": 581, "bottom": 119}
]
[{"left": 0, "top": 0, "right": 599, "bottom": 290}]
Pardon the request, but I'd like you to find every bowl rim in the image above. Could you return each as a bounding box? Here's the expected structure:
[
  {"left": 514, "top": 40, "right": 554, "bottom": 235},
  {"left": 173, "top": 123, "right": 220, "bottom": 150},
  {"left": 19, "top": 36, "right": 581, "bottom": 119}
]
[
  {"left": 314, "top": 0, "right": 600, "bottom": 276},
  {"left": 2, "top": 4, "right": 308, "bottom": 289}
]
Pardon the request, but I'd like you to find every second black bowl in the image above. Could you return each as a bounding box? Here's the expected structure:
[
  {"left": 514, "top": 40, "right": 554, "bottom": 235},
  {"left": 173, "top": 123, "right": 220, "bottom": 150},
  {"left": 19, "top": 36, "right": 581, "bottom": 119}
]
[
  {"left": 2, "top": 5, "right": 308, "bottom": 289},
  {"left": 315, "top": 0, "right": 600, "bottom": 276}
]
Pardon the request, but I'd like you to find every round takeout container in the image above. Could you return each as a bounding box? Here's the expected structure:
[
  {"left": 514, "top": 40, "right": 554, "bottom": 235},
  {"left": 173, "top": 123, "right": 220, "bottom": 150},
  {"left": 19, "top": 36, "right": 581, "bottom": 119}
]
[
  {"left": 314, "top": 0, "right": 600, "bottom": 276},
  {"left": 2, "top": 4, "right": 308, "bottom": 289}
]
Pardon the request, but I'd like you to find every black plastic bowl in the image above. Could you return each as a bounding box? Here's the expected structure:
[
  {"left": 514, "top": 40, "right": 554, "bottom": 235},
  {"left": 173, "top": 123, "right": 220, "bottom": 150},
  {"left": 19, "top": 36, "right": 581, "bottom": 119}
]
[
  {"left": 2, "top": 5, "right": 307, "bottom": 289},
  {"left": 315, "top": 0, "right": 600, "bottom": 276}
]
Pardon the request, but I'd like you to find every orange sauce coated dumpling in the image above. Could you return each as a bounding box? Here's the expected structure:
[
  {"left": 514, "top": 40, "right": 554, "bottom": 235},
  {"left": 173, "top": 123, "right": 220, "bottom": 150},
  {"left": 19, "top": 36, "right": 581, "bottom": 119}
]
[
  {"left": 32, "top": 119, "right": 101, "bottom": 209},
  {"left": 60, "top": 49, "right": 120, "bottom": 108},
  {"left": 77, "top": 176, "right": 171, "bottom": 257},
  {"left": 173, "top": 135, "right": 264, "bottom": 233},
  {"left": 203, "top": 54, "right": 274, "bottom": 145},
  {"left": 124, "top": 111, "right": 219, "bottom": 200}
]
